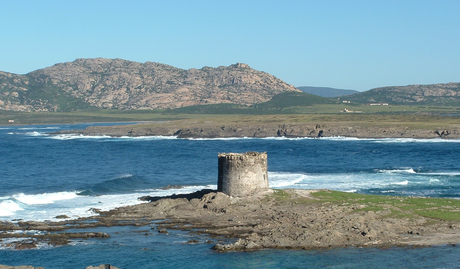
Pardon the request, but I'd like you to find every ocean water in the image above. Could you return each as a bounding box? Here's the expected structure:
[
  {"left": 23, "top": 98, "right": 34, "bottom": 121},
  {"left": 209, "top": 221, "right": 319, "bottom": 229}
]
[{"left": 1, "top": 123, "right": 460, "bottom": 268}]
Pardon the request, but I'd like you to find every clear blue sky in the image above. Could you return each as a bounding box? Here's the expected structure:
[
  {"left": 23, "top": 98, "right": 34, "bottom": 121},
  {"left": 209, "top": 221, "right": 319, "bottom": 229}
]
[{"left": 1, "top": 0, "right": 459, "bottom": 91}]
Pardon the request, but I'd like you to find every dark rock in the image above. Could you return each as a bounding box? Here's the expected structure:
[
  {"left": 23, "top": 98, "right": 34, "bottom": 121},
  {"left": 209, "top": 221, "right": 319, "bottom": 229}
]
[
  {"left": 86, "top": 265, "right": 120, "bottom": 269},
  {"left": 7, "top": 239, "right": 38, "bottom": 250}
]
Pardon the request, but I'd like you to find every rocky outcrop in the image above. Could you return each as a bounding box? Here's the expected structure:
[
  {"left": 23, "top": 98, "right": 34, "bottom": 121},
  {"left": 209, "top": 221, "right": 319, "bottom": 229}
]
[
  {"left": 89, "top": 189, "right": 460, "bottom": 251},
  {"left": 0, "top": 58, "right": 299, "bottom": 111},
  {"left": 86, "top": 265, "right": 120, "bottom": 269}
]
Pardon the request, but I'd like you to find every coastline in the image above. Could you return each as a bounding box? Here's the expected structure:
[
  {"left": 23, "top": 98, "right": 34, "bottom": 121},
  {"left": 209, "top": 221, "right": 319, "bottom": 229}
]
[
  {"left": 53, "top": 120, "right": 460, "bottom": 139},
  {"left": 2, "top": 189, "right": 460, "bottom": 253},
  {"left": 3, "top": 121, "right": 460, "bottom": 268}
]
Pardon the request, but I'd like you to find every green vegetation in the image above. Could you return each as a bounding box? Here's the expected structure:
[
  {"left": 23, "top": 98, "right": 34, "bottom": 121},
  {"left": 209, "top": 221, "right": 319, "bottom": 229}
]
[
  {"left": 2, "top": 109, "right": 459, "bottom": 128},
  {"left": 346, "top": 83, "right": 460, "bottom": 106},
  {"left": 165, "top": 104, "right": 263, "bottom": 115},
  {"left": 22, "top": 76, "right": 92, "bottom": 112},
  {"left": 312, "top": 190, "right": 460, "bottom": 221},
  {"left": 254, "top": 91, "right": 333, "bottom": 109},
  {"left": 0, "top": 109, "right": 181, "bottom": 125},
  {"left": 271, "top": 189, "right": 291, "bottom": 201},
  {"left": 163, "top": 91, "right": 460, "bottom": 115},
  {"left": 2, "top": 87, "right": 460, "bottom": 126},
  {"left": 2, "top": 90, "right": 460, "bottom": 126}
]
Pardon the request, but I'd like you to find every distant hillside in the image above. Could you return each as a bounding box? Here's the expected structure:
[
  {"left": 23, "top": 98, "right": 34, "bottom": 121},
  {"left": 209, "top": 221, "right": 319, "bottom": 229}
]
[
  {"left": 254, "top": 91, "right": 333, "bottom": 109},
  {"left": 297, "top": 86, "right": 358, "bottom": 97},
  {"left": 0, "top": 58, "right": 300, "bottom": 112},
  {"left": 167, "top": 92, "right": 333, "bottom": 115},
  {"left": 346, "top": 83, "right": 460, "bottom": 105}
]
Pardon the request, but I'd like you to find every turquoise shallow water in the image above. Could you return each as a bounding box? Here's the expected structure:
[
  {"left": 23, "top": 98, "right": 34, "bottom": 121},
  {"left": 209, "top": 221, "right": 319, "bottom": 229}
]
[{"left": 1, "top": 123, "right": 460, "bottom": 268}]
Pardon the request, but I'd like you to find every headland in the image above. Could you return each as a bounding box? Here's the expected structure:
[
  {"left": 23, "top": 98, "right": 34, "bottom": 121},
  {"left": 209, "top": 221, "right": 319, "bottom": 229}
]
[{"left": 53, "top": 114, "right": 460, "bottom": 139}]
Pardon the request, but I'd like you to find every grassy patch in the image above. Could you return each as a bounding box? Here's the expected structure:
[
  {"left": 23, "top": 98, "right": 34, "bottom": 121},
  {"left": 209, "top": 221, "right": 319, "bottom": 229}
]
[
  {"left": 311, "top": 190, "right": 460, "bottom": 221},
  {"left": 271, "top": 189, "right": 291, "bottom": 201},
  {"left": 2, "top": 110, "right": 460, "bottom": 129}
]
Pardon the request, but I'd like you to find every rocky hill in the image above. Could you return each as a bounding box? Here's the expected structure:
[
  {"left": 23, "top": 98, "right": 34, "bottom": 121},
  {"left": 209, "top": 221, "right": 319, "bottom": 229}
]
[
  {"left": 297, "top": 86, "right": 358, "bottom": 97},
  {"left": 0, "top": 58, "right": 300, "bottom": 111},
  {"left": 346, "top": 82, "right": 460, "bottom": 105}
]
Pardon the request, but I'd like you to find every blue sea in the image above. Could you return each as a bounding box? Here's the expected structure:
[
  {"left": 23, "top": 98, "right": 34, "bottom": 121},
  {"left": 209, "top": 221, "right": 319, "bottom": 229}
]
[{"left": 1, "top": 123, "right": 460, "bottom": 268}]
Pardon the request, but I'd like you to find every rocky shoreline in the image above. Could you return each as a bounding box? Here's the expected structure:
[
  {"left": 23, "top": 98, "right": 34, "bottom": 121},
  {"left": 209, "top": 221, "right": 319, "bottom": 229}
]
[
  {"left": 2, "top": 189, "right": 460, "bottom": 252},
  {"left": 53, "top": 120, "right": 460, "bottom": 139}
]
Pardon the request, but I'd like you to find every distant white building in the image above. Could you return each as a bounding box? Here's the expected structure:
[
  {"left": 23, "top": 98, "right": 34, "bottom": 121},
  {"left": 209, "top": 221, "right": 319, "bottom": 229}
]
[{"left": 369, "top": 103, "right": 389, "bottom": 106}]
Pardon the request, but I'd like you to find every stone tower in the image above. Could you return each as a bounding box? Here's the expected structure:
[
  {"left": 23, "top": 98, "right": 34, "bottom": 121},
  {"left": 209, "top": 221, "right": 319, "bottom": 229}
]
[{"left": 218, "top": 152, "right": 269, "bottom": 197}]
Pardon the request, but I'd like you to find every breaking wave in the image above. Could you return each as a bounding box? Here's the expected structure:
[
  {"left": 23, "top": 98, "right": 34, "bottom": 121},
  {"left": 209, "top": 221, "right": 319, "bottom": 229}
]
[
  {"left": 378, "top": 168, "right": 417, "bottom": 174},
  {"left": 0, "top": 184, "right": 216, "bottom": 222},
  {"left": 13, "top": 191, "right": 79, "bottom": 205}
]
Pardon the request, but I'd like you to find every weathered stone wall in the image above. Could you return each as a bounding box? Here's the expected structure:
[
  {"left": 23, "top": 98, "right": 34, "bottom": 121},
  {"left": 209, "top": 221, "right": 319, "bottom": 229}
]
[{"left": 218, "top": 152, "right": 269, "bottom": 197}]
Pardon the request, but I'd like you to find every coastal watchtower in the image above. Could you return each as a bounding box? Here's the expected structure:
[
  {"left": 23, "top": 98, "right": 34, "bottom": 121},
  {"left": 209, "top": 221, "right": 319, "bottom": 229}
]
[{"left": 218, "top": 152, "right": 269, "bottom": 197}]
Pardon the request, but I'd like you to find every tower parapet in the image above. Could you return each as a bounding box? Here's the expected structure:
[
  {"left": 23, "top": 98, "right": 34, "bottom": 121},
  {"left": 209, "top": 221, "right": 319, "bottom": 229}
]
[{"left": 218, "top": 152, "right": 269, "bottom": 197}]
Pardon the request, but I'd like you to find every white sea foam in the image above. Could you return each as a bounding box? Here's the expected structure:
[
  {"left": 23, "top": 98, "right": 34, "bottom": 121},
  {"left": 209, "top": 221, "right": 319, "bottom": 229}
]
[
  {"left": 374, "top": 138, "right": 460, "bottom": 143},
  {"left": 393, "top": 180, "right": 409, "bottom": 185},
  {"left": 267, "top": 170, "right": 425, "bottom": 193},
  {"left": 0, "top": 199, "right": 24, "bottom": 216},
  {"left": 117, "top": 135, "right": 177, "bottom": 140},
  {"left": 320, "top": 136, "right": 365, "bottom": 141},
  {"left": 261, "top": 137, "right": 314, "bottom": 140},
  {"left": 26, "top": 131, "right": 45, "bottom": 137},
  {"left": 420, "top": 171, "right": 460, "bottom": 176},
  {"left": 48, "top": 134, "right": 112, "bottom": 140},
  {"left": 378, "top": 168, "right": 416, "bottom": 174},
  {"left": 0, "top": 185, "right": 217, "bottom": 222},
  {"left": 380, "top": 190, "right": 396, "bottom": 193},
  {"left": 186, "top": 137, "right": 251, "bottom": 141},
  {"left": 268, "top": 172, "right": 306, "bottom": 187},
  {"left": 13, "top": 191, "right": 79, "bottom": 205},
  {"left": 0, "top": 237, "right": 54, "bottom": 250},
  {"left": 48, "top": 134, "right": 178, "bottom": 140},
  {"left": 305, "top": 136, "right": 460, "bottom": 143}
]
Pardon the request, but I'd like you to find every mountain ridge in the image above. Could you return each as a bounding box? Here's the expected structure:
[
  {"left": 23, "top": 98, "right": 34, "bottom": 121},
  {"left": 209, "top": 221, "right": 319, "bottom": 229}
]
[
  {"left": 0, "top": 58, "right": 300, "bottom": 111},
  {"left": 1, "top": 58, "right": 459, "bottom": 112}
]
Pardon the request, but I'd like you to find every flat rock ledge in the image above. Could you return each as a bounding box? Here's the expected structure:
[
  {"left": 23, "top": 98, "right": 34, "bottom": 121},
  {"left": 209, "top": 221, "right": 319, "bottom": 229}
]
[{"left": 105, "top": 189, "right": 460, "bottom": 252}]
